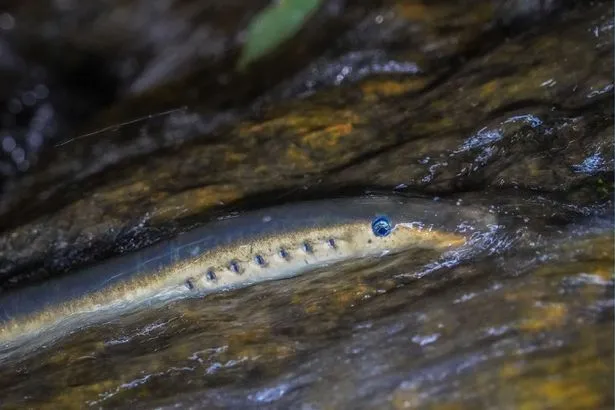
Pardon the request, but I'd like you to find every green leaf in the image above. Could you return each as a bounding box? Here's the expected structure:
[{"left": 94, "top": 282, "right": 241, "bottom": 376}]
[{"left": 236, "top": 0, "right": 322, "bottom": 71}]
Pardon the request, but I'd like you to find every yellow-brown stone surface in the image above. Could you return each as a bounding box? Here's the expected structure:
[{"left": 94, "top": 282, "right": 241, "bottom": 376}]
[{"left": 0, "top": 1, "right": 611, "bottom": 408}]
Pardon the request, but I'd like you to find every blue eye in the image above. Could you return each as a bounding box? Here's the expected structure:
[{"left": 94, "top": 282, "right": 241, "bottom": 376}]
[{"left": 371, "top": 216, "right": 392, "bottom": 237}]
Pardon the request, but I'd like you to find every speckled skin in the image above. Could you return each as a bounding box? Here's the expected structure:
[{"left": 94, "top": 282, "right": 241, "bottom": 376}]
[{"left": 0, "top": 196, "right": 496, "bottom": 355}]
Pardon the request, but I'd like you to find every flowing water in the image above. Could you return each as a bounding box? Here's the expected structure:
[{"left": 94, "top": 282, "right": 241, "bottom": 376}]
[
  {"left": 0, "top": 201, "right": 612, "bottom": 409},
  {"left": 0, "top": 1, "right": 612, "bottom": 409}
]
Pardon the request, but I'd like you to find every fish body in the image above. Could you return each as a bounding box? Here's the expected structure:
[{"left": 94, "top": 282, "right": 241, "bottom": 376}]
[{"left": 0, "top": 196, "right": 497, "bottom": 353}]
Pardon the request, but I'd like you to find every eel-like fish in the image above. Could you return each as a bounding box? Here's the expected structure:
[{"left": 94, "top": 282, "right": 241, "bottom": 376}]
[{"left": 0, "top": 195, "right": 497, "bottom": 354}]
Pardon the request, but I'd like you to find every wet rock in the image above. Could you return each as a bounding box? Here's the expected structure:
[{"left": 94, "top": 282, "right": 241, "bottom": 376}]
[
  {"left": 0, "top": 0, "right": 370, "bottom": 224},
  {"left": 0, "top": 1, "right": 611, "bottom": 297},
  {"left": 0, "top": 3, "right": 613, "bottom": 409},
  {"left": 0, "top": 224, "right": 610, "bottom": 408}
]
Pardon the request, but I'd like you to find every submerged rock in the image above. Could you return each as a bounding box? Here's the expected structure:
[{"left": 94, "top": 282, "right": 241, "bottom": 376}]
[
  {"left": 0, "top": 1, "right": 611, "bottom": 291},
  {"left": 0, "top": 1, "right": 611, "bottom": 407}
]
